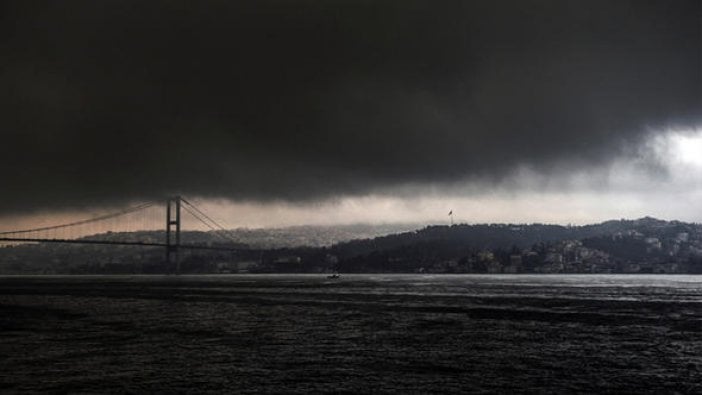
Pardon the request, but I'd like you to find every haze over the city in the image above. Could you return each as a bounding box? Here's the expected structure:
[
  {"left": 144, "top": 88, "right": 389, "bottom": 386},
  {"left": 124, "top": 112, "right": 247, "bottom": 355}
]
[{"left": 1, "top": 1, "right": 700, "bottom": 229}]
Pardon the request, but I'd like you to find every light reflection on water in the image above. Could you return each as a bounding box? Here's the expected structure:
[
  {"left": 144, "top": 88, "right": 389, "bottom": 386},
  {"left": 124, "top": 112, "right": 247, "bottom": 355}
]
[{"left": 11, "top": 273, "right": 701, "bottom": 299}]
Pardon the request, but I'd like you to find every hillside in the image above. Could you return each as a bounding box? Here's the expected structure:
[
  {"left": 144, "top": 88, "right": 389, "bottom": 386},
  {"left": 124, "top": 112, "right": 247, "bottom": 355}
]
[
  {"left": 332, "top": 218, "right": 672, "bottom": 257},
  {"left": 317, "top": 217, "right": 701, "bottom": 274}
]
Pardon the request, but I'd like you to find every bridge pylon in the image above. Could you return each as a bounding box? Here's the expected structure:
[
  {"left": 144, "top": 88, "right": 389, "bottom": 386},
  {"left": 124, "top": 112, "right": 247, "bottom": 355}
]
[{"left": 166, "top": 196, "right": 181, "bottom": 274}]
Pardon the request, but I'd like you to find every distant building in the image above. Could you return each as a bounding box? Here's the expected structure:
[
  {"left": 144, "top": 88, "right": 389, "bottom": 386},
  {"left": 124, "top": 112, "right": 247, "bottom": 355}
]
[
  {"left": 676, "top": 232, "right": 689, "bottom": 243},
  {"left": 503, "top": 254, "right": 522, "bottom": 273},
  {"left": 645, "top": 237, "right": 662, "bottom": 251},
  {"left": 544, "top": 252, "right": 563, "bottom": 264},
  {"left": 509, "top": 254, "right": 522, "bottom": 267},
  {"left": 217, "top": 260, "right": 258, "bottom": 273},
  {"left": 274, "top": 256, "right": 302, "bottom": 264},
  {"left": 478, "top": 251, "right": 495, "bottom": 262},
  {"left": 536, "top": 262, "right": 563, "bottom": 273},
  {"left": 653, "top": 263, "right": 680, "bottom": 274},
  {"left": 625, "top": 263, "right": 641, "bottom": 273},
  {"left": 486, "top": 260, "right": 502, "bottom": 274}
]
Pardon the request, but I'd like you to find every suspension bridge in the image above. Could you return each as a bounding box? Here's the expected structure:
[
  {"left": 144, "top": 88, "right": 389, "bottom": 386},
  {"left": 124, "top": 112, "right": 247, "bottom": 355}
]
[{"left": 0, "top": 196, "right": 250, "bottom": 274}]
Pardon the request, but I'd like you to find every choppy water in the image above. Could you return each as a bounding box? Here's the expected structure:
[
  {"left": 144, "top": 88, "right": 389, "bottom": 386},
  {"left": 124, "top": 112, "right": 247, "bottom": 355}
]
[{"left": 1, "top": 274, "right": 701, "bottom": 393}]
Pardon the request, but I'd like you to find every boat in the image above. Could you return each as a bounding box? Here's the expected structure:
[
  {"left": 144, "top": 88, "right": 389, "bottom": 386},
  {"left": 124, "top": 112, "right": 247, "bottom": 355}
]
[{"left": 327, "top": 273, "right": 340, "bottom": 279}]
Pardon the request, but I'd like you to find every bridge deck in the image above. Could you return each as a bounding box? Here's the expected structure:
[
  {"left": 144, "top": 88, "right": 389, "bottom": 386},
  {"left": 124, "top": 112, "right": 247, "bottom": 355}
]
[{"left": 0, "top": 238, "right": 247, "bottom": 252}]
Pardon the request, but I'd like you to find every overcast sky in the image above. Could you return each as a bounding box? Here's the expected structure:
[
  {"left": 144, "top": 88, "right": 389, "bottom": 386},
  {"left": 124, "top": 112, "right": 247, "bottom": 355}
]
[{"left": 1, "top": 1, "right": 700, "bottom": 228}]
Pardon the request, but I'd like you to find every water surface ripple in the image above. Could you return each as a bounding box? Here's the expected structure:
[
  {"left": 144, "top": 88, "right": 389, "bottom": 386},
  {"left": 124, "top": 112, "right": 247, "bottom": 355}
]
[{"left": 1, "top": 274, "right": 701, "bottom": 393}]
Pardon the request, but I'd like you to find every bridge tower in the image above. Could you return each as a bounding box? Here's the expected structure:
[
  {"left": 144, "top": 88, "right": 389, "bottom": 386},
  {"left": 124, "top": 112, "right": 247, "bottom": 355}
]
[{"left": 166, "top": 196, "right": 181, "bottom": 274}]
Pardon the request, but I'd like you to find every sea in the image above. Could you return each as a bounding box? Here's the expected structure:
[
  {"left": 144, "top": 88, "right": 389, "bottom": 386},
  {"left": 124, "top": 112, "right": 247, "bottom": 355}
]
[{"left": 1, "top": 274, "right": 701, "bottom": 393}]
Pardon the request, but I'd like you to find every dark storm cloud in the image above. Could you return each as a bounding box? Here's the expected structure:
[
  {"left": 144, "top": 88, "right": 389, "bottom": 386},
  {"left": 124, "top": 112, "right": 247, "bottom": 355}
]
[{"left": 1, "top": 0, "right": 700, "bottom": 212}]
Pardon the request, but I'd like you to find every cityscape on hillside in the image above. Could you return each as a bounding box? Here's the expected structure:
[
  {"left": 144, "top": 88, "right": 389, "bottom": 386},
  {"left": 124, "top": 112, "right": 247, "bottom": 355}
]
[{"left": 2, "top": 217, "right": 702, "bottom": 275}]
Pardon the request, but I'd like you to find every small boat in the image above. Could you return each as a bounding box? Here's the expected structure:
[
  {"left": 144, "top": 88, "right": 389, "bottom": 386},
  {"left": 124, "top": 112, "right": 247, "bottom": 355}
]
[{"left": 327, "top": 273, "right": 341, "bottom": 279}]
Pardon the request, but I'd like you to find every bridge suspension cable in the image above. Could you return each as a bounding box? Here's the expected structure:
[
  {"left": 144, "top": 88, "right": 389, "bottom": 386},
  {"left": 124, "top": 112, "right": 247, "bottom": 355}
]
[
  {"left": 180, "top": 204, "right": 232, "bottom": 242},
  {"left": 180, "top": 198, "right": 240, "bottom": 243},
  {"left": 0, "top": 201, "right": 160, "bottom": 236}
]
